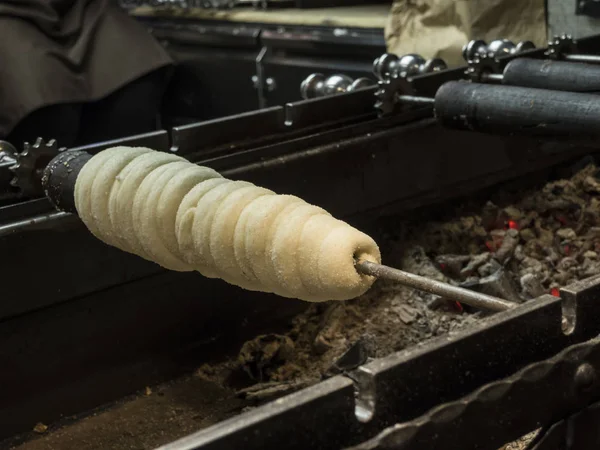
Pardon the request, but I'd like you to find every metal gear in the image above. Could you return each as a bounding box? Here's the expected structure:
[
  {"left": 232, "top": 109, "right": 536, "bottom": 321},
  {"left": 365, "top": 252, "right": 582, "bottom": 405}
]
[
  {"left": 546, "top": 34, "right": 577, "bottom": 59},
  {"left": 374, "top": 71, "right": 415, "bottom": 116},
  {"left": 465, "top": 52, "right": 502, "bottom": 83},
  {"left": 9, "top": 137, "right": 61, "bottom": 197},
  {"left": 0, "top": 141, "right": 17, "bottom": 165}
]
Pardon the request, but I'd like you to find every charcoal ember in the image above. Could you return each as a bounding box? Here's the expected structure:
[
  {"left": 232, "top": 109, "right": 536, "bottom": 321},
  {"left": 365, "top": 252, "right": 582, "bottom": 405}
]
[
  {"left": 585, "top": 227, "right": 600, "bottom": 240},
  {"left": 576, "top": 238, "right": 593, "bottom": 255},
  {"left": 585, "top": 200, "right": 600, "bottom": 223},
  {"left": 583, "top": 174, "right": 600, "bottom": 194},
  {"left": 518, "top": 256, "right": 550, "bottom": 286},
  {"left": 478, "top": 258, "right": 502, "bottom": 278},
  {"left": 494, "top": 228, "right": 520, "bottom": 263},
  {"left": 238, "top": 334, "right": 296, "bottom": 382},
  {"left": 521, "top": 255, "right": 545, "bottom": 272},
  {"left": 461, "top": 216, "right": 487, "bottom": 238},
  {"left": 435, "top": 254, "right": 471, "bottom": 277},
  {"left": 554, "top": 270, "right": 575, "bottom": 286},
  {"left": 503, "top": 206, "right": 523, "bottom": 221},
  {"left": 523, "top": 182, "right": 582, "bottom": 213},
  {"left": 426, "top": 294, "right": 447, "bottom": 310},
  {"left": 519, "top": 228, "right": 536, "bottom": 242},
  {"left": 460, "top": 252, "right": 491, "bottom": 278},
  {"left": 518, "top": 211, "right": 538, "bottom": 230},
  {"left": 461, "top": 268, "right": 522, "bottom": 303},
  {"left": 396, "top": 304, "right": 420, "bottom": 324},
  {"left": 557, "top": 257, "right": 577, "bottom": 272},
  {"left": 519, "top": 273, "right": 545, "bottom": 298},
  {"left": 534, "top": 221, "right": 554, "bottom": 247},
  {"left": 489, "top": 229, "right": 506, "bottom": 250},
  {"left": 556, "top": 227, "right": 577, "bottom": 241},
  {"left": 544, "top": 246, "right": 561, "bottom": 264},
  {"left": 513, "top": 245, "right": 526, "bottom": 261},
  {"left": 462, "top": 275, "right": 478, "bottom": 284},
  {"left": 523, "top": 240, "right": 545, "bottom": 260},
  {"left": 402, "top": 245, "right": 446, "bottom": 282},
  {"left": 542, "top": 197, "right": 574, "bottom": 212},
  {"left": 580, "top": 251, "right": 600, "bottom": 278}
]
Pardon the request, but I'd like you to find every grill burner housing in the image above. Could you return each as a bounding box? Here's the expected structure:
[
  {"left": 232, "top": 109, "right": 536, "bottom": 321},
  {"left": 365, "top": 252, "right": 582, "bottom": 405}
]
[{"left": 4, "top": 32, "right": 600, "bottom": 450}]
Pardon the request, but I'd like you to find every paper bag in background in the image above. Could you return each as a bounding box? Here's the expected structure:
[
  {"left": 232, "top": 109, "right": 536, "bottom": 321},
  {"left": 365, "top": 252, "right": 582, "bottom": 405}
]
[{"left": 385, "top": 0, "right": 547, "bottom": 67}]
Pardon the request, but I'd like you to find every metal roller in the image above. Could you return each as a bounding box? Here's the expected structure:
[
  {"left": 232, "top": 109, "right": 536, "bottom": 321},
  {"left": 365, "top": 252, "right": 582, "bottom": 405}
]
[
  {"left": 502, "top": 58, "right": 600, "bottom": 93},
  {"left": 434, "top": 81, "right": 600, "bottom": 136},
  {"left": 469, "top": 56, "right": 600, "bottom": 93},
  {"left": 300, "top": 74, "right": 375, "bottom": 99},
  {"left": 462, "top": 38, "right": 536, "bottom": 62}
]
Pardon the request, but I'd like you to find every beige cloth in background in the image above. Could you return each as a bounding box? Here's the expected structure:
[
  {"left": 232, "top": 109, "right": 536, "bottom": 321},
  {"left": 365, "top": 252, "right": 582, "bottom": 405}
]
[{"left": 385, "top": 0, "right": 547, "bottom": 67}]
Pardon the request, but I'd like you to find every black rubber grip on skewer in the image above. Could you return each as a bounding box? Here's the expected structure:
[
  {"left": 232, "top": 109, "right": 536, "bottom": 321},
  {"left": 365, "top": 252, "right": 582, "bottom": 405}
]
[
  {"left": 503, "top": 58, "right": 600, "bottom": 93},
  {"left": 434, "top": 81, "right": 600, "bottom": 136},
  {"left": 42, "top": 150, "right": 91, "bottom": 213}
]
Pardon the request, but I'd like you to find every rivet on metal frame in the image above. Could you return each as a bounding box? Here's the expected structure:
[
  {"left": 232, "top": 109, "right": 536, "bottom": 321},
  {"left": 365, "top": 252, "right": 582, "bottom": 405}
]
[
  {"left": 351, "top": 367, "right": 377, "bottom": 423},
  {"left": 574, "top": 363, "right": 597, "bottom": 393},
  {"left": 560, "top": 289, "right": 577, "bottom": 336}
]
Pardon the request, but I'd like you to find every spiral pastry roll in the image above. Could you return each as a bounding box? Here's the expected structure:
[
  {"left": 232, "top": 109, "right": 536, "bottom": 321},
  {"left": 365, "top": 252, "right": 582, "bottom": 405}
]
[{"left": 74, "top": 146, "right": 381, "bottom": 301}]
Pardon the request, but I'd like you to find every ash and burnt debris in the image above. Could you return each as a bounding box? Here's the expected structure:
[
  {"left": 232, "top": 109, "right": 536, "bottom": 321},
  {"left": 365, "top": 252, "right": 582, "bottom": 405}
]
[
  {"left": 199, "top": 163, "right": 600, "bottom": 410},
  {"left": 396, "top": 164, "right": 600, "bottom": 305}
]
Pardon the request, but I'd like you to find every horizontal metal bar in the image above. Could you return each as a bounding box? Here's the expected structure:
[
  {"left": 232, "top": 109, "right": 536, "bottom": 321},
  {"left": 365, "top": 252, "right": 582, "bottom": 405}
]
[
  {"left": 397, "top": 95, "right": 435, "bottom": 105},
  {"left": 0, "top": 211, "right": 73, "bottom": 238},
  {"left": 68, "top": 130, "right": 170, "bottom": 155},
  {"left": 351, "top": 334, "right": 600, "bottom": 450},
  {"left": 564, "top": 53, "right": 600, "bottom": 64},
  {"left": 170, "top": 107, "right": 286, "bottom": 155}
]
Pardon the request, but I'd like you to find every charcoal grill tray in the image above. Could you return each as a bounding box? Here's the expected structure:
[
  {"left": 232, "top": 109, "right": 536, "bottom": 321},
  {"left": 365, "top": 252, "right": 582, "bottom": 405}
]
[
  {"left": 5, "top": 33, "right": 600, "bottom": 446},
  {"left": 160, "top": 275, "right": 600, "bottom": 450},
  {"left": 3, "top": 119, "right": 600, "bottom": 448}
]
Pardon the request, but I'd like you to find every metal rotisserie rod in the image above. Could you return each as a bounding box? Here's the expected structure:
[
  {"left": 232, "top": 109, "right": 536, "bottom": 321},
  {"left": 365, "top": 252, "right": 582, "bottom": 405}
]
[
  {"left": 355, "top": 260, "right": 515, "bottom": 312},
  {"left": 500, "top": 58, "right": 600, "bottom": 92},
  {"left": 434, "top": 81, "right": 600, "bottom": 136},
  {"left": 41, "top": 151, "right": 514, "bottom": 311},
  {"left": 562, "top": 52, "right": 600, "bottom": 64}
]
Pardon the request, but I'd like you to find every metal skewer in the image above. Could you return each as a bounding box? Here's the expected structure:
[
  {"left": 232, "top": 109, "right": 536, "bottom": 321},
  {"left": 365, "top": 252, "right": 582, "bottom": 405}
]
[{"left": 355, "top": 260, "right": 516, "bottom": 312}]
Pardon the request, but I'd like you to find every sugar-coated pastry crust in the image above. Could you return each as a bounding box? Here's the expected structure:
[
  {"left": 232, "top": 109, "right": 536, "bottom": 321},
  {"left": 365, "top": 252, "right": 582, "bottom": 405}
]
[{"left": 74, "top": 147, "right": 381, "bottom": 301}]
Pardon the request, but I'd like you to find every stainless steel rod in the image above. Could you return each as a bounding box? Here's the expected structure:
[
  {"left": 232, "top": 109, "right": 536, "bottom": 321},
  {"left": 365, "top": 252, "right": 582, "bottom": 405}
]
[
  {"left": 0, "top": 211, "right": 73, "bottom": 238},
  {"left": 356, "top": 260, "right": 516, "bottom": 312},
  {"left": 482, "top": 73, "right": 504, "bottom": 83},
  {"left": 563, "top": 54, "right": 600, "bottom": 64},
  {"left": 397, "top": 95, "right": 435, "bottom": 105}
]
